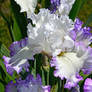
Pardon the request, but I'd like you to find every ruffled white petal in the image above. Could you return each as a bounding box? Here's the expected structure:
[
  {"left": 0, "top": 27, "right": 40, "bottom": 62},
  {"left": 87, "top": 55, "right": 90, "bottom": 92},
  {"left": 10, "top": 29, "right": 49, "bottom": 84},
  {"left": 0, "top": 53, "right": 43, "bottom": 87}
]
[
  {"left": 28, "top": 9, "right": 74, "bottom": 55},
  {"left": 53, "top": 52, "right": 84, "bottom": 79}
]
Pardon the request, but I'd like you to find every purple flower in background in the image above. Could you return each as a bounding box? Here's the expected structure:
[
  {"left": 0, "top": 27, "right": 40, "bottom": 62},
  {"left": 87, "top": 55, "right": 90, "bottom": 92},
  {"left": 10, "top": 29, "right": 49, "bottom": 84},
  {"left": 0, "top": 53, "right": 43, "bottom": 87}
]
[
  {"left": 50, "top": 0, "right": 75, "bottom": 15},
  {"left": 70, "top": 18, "right": 92, "bottom": 46},
  {"left": 5, "top": 81, "right": 17, "bottom": 92},
  {"left": 3, "top": 38, "right": 30, "bottom": 75},
  {"left": 50, "top": 0, "right": 60, "bottom": 13},
  {"left": 84, "top": 78, "right": 92, "bottom": 92},
  {"left": 5, "top": 74, "right": 51, "bottom": 92},
  {"left": 71, "top": 85, "right": 80, "bottom": 92}
]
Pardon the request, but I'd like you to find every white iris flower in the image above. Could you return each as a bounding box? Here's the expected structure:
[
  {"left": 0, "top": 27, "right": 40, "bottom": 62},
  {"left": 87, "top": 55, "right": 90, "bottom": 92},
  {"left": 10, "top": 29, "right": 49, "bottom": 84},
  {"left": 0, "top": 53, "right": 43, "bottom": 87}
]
[
  {"left": 8, "top": 9, "right": 74, "bottom": 69},
  {"left": 50, "top": 42, "right": 92, "bottom": 89}
]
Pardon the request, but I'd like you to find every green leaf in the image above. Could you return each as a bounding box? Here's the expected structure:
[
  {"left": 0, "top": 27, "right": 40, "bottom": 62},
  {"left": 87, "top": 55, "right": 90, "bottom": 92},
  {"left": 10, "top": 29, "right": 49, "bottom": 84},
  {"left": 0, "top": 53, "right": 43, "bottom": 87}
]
[
  {"left": 41, "top": 0, "right": 45, "bottom": 8},
  {"left": 41, "top": 0, "right": 50, "bottom": 8},
  {"left": 84, "top": 13, "right": 92, "bottom": 26},
  {"left": 10, "top": 17, "right": 23, "bottom": 41},
  {"left": 0, "top": 67, "right": 4, "bottom": 81},
  {"left": 0, "top": 43, "right": 14, "bottom": 82},
  {"left": 79, "top": 71, "right": 89, "bottom": 92},
  {"left": 0, "top": 82, "right": 4, "bottom": 92},
  {"left": 69, "top": 0, "right": 87, "bottom": 21},
  {"left": 0, "top": 11, "right": 9, "bottom": 24},
  {"left": 0, "top": 11, "right": 15, "bottom": 42},
  {"left": 0, "top": 42, "right": 10, "bottom": 57},
  {"left": 0, "top": 43, "right": 14, "bottom": 83},
  {"left": 10, "top": 0, "right": 27, "bottom": 41},
  {"left": 0, "top": 59, "right": 15, "bottom": 83}
]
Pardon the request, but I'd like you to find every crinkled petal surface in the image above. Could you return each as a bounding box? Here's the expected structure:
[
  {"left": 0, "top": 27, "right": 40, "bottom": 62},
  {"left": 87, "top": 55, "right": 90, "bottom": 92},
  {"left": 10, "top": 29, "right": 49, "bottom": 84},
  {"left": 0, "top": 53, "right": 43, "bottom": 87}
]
[{"left": 28, "top": 9, "right": 74, "bottom": 55}]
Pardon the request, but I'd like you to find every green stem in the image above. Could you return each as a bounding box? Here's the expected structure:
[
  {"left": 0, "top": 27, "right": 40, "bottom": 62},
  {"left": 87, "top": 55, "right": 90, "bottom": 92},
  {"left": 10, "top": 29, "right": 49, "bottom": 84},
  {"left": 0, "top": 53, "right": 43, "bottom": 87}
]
[
  {"left": 42, "top": 67, "right": 45, "bottom": 85},
  {"left": 47, "top": 71, "right": 49, "bottom": 85},
  {"left": 34, "top": 59, "right": 36, "bottom": 78},
  {"left": 58, "top": 78, "right": 62, "bottom": 92},
  {"left": 62, "top": 80, "right": 64, "bottom": 92}
]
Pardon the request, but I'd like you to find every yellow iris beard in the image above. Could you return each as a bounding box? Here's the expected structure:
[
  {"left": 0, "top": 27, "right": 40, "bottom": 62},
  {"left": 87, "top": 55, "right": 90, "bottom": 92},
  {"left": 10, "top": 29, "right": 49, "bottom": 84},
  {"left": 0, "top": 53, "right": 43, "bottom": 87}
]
[{"left": 58, "top": 52, "right": 65, "bottom": 57}]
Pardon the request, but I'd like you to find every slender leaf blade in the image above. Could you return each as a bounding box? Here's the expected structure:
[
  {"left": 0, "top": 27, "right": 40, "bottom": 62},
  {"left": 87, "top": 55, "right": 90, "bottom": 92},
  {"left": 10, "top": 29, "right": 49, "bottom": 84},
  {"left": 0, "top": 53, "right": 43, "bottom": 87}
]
[
  {"left": 0, "top": 82, "right": 4, "bottom": 92},
  {"left": 69, "top": 0, "right": 86, "bottom": 21},
  {"left": 0, "top": 59, "right": 15, "bottom": 83},
  {"left": 10, "top": 0, "right": 27, "bottom": 41},
  {"left": 10, "top": 17, "right": 23, "bottom": 41},
  {"left": 0, "top": 42, "right": 10, "bottom": 57}
]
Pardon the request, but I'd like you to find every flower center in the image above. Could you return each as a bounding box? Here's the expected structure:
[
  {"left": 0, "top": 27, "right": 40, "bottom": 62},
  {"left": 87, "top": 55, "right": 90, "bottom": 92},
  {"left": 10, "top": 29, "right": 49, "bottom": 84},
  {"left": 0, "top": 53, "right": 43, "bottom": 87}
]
[{"left": 58, "top": 52, "right": 65, "bottom": 56}]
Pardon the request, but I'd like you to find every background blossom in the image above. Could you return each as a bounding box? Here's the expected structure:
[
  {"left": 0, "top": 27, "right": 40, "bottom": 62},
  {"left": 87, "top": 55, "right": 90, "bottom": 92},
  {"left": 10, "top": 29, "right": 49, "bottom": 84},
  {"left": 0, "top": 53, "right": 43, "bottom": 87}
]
[
  {"left": 5, "top": 74, "right": 51, "bottom": 92},
  {"left": 15, "top": 0, "right": 37, "bottom": 18},
  {"left": 84, "top": 78, "right": 92, "bottom": 92},
  {"left": 50, "top": 0, "right": 60, "bottom": 13}
]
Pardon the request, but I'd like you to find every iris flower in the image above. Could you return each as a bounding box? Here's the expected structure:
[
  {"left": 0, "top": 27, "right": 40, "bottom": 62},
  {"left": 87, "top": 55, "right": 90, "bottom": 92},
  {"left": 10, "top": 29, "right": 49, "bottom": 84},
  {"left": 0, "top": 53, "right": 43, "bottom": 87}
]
[
  {"left": 6, "top": 9, "right": 74, "bottom": 74},
  {"left": 50, "top": 42, "right": 92, "bottom": 89},
  {"left": 5, "top": 74, "right": 50, "bottom": 92}
]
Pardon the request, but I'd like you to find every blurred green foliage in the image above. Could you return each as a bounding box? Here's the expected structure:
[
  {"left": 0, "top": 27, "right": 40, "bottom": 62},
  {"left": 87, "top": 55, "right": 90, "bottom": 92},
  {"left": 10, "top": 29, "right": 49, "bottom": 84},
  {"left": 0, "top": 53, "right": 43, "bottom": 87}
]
[
  {"left": 78, "top": 0, "right": 92, "bottom": 27},
  {"left": 0, "top": 0, "right": 12, "bottom": 48}
]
